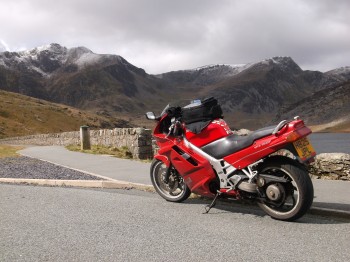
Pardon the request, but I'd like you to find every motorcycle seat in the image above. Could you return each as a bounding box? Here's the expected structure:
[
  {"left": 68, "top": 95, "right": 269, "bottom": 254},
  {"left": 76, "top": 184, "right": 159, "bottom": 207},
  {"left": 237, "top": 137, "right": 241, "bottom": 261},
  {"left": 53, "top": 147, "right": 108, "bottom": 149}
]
[{"left": 201, "top": 125, "right": 276, "bottom": 159}]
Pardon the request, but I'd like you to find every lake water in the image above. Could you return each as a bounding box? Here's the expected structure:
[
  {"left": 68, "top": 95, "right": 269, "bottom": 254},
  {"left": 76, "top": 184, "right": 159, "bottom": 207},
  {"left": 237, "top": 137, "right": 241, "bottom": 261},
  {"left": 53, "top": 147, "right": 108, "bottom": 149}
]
[{"left": 309, "top": 133, "right": 350, "bottom": 154}]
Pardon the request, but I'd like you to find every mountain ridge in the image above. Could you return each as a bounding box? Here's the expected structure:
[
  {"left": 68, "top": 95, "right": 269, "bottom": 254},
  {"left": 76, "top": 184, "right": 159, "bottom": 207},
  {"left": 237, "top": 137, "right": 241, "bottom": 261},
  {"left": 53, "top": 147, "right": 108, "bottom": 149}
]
[{"left": 1, "top": 43, "right": 349, "bottom": 131}]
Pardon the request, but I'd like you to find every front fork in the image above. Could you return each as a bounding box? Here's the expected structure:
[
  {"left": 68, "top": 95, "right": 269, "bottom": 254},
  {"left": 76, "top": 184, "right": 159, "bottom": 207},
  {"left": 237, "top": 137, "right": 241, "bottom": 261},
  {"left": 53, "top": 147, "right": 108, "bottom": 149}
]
[{"left": 163, "top": 164, "right": 172, "bottom": 183}]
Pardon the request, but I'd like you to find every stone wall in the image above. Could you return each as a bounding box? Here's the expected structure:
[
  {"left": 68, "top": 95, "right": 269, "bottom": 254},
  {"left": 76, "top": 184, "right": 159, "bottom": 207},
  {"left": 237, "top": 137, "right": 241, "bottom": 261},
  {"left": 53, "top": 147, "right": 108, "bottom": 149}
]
[
  {"left": 309, "top": 153, "right": 350, "bottom": 181},
  {"left": 89, "top": 128, "right": 153, "bottom": 159},
  {"left": 0, "top": 128, "right": 153, "bottom": 160}
]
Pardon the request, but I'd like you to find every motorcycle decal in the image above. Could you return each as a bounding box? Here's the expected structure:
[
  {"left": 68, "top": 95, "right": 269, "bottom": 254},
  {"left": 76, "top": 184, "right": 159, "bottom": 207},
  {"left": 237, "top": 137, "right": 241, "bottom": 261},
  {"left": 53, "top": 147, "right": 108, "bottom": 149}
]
[{"left": 211, "top": 119, "right": 233, "bottom": 135}]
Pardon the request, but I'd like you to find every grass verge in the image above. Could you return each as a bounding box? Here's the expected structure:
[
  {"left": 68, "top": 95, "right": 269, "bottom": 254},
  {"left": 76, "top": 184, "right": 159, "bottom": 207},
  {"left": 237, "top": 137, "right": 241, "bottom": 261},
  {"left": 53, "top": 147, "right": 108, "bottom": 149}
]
[
  {"left": 65, "top": 145, "right": 133, "bottom": 159},
  {"left": 0, "top": 145, "right": 24, "bottom": 158}
]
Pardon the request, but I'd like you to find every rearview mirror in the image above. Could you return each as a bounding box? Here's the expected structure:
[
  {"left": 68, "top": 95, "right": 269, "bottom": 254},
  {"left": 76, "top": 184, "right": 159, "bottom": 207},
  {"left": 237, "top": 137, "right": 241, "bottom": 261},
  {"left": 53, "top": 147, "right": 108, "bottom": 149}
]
[{"left": 145, "top": 112, "right": 156, "bottom": 120}]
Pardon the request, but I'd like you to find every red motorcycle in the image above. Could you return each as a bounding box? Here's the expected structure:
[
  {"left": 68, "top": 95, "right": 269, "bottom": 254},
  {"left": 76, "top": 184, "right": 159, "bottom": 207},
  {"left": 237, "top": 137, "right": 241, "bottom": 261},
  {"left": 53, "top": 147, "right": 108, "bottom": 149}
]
[{"left": 146, "top": 97, "right": 316, "bottom": 221}]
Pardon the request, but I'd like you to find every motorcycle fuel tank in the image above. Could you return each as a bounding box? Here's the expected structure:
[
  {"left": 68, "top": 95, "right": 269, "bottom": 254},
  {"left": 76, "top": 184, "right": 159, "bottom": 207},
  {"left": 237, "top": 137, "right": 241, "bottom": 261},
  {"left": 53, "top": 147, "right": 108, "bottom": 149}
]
[{"left": 185, "top": 119, "right": 232, "bottom": 148}]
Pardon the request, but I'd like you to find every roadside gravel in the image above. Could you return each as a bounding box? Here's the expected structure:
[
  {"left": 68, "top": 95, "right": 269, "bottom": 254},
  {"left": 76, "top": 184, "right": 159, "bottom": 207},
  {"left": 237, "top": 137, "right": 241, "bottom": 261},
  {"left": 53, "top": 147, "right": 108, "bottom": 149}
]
[{"left": 0, "top": 156, "right": 105, "bottom": 180}]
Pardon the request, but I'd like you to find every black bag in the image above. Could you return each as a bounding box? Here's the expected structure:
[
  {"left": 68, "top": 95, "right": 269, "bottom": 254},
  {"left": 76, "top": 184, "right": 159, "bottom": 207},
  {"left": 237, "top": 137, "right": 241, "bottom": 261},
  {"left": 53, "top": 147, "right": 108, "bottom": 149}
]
[{"left": 181, "top": 97, "right": 223, "bottom": 125}]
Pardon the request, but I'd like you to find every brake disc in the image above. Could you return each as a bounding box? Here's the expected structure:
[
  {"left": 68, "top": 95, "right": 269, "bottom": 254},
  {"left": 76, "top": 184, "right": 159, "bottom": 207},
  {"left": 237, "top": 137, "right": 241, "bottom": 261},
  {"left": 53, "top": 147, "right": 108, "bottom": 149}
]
[{"left": 167, "top": 175, "right": 179, "bottom": 193}]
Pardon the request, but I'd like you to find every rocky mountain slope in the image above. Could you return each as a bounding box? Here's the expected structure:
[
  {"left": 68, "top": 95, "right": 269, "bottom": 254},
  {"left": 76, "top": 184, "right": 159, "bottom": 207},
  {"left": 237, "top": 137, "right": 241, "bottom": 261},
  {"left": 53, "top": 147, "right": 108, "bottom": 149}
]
[
  {"left": 1, "top": 43, "right": 349, "bottom": 131},
  {"left": 275, "top": 81, "right": 350, "bottom": 132}
]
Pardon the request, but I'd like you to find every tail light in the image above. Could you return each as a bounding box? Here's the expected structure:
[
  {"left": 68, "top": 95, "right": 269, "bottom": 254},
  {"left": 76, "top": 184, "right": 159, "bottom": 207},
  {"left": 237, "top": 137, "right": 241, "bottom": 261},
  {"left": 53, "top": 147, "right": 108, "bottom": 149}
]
[
  {"left": 286, "top": 126, "right": 312, "bottom": 142},
  {"left": 286, "top": 131, "right": 302, "bottom": 142}
]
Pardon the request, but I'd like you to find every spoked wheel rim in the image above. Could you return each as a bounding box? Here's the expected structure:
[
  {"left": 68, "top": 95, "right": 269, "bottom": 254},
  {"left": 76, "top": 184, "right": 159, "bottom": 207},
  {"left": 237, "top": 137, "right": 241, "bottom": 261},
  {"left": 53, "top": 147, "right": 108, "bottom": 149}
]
[
  {"left": 153, "top": 162, "right": 187, "bottom": 199},
  {"left": 260, "top": 166, "right": 300, "bottom": 216}
]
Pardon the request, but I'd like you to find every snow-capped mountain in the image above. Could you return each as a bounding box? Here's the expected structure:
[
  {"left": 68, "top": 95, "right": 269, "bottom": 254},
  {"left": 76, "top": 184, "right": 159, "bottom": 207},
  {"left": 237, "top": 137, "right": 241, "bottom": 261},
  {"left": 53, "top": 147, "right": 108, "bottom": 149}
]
[
  {"left": 157, "top": 56, "right": 306, "bottom": 90},
  {"left": 0, "top": 43, "right": 159, "bottom": 113},
  {"left": 0, "top": 43, "right": 127, "bottom": 77},
  {"left": 326, "top": 66, "right": 350, "bottom": 82},
  {"left": 156, "top": 56, "right": 347, "bottom": 128},
  {"left": 1, "top": 43, "right": 349, "bottom": 130}
]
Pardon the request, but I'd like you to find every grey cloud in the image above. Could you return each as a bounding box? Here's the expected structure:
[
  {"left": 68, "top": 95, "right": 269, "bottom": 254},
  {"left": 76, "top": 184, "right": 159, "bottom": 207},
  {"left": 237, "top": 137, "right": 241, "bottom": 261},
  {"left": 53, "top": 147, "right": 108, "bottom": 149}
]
[{"left": 0, "top": 0, "right": 349, "bottom": 73}]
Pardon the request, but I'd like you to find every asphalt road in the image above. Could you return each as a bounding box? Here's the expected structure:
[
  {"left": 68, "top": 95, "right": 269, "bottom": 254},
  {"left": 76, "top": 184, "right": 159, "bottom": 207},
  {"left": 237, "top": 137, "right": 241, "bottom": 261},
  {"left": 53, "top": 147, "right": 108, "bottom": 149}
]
[
  {"left": 1, "top": 184, "right": 349, "bottom": 262},
  {"left": 20, "top": 146, "right": 152, "bottom": 184}
]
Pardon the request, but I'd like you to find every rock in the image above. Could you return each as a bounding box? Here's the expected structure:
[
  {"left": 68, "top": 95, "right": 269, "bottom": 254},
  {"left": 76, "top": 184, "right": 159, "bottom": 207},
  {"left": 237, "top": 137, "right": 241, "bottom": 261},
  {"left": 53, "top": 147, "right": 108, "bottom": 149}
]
[{"left": 309, "top": 153, "right": 350, "bottom": 181}]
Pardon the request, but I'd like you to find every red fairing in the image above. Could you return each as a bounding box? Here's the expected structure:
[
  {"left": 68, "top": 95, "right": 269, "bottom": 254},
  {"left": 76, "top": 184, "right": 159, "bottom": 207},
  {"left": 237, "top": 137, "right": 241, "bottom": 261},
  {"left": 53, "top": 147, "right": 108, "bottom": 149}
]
[
  {"left": 154, "top": 137, "right": 216, "bottom": 197},
  {"left": 171, "top": 140, "right": 217, "bottom": 197},
  {"left": 185, "top": 119, "right": 232, "bottom": 147}
]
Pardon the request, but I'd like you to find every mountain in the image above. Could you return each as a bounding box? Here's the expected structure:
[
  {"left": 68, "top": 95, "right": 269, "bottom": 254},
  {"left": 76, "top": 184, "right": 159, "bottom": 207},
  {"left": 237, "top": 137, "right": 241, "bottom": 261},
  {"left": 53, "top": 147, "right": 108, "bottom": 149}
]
[
  {"left": 158, "top": 57, "right": 345, "bottom": 129},
  {"left": 0, "top": 43, "right": 169, "bottom": 117},
  {"left": 155, "top": 63, "right": 249, "bottom": 89},
  {"left": 0, "top": 90, "right": 132, "bottom": 139},
  {"left": 275, "top": 81, "right": 350, "bottom": 132},
  {"left": 1, "top": 43, "right": 349, "bottom": 131},
  {"left": 326, "top": 66, "right": 350, "bottom": 82}
]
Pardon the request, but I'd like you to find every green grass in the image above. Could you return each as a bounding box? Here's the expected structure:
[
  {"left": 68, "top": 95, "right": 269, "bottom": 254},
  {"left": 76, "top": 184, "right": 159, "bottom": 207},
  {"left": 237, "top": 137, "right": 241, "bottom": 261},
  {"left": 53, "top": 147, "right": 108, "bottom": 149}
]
[
  {"left": 65, "top": 145, "right": 133, "bottom": 159},
  {"left": 0, "top": 145, "right": 24, "bottom": 158}
]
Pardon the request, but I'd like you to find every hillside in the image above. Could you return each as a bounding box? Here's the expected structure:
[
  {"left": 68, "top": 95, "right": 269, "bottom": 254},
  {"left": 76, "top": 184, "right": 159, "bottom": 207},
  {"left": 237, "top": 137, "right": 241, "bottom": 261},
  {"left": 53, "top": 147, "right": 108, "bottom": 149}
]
[
  {"left": 275, "top": 81, "right": 350, "bottom": 132},
  {"left": 0, "top": 90, "right": 132, "bottom": 139}
]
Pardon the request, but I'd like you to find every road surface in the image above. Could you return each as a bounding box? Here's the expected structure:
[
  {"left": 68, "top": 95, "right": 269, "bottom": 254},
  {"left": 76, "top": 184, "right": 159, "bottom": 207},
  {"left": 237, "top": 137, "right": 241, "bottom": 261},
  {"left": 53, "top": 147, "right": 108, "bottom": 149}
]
[{"left": 1, "top": 184, "right": 349, "bottom": 261}]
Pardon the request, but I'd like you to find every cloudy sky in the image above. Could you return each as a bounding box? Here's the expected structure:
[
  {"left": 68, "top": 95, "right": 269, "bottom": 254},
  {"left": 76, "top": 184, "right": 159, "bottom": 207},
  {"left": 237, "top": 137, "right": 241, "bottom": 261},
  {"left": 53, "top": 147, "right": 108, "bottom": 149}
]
[{"left": 0, "top": 0, "right": 349, "bottom": 74}]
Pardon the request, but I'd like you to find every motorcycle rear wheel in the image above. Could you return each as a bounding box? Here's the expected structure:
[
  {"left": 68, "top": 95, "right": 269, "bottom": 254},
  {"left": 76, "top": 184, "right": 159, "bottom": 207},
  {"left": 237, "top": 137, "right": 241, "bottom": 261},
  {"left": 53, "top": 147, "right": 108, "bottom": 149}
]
[
  {"left": 257, "top": 156, "right": 314, "bottom": 221},
  {"left": 150, "top": 159, "right": 191, "bottom": 202}
]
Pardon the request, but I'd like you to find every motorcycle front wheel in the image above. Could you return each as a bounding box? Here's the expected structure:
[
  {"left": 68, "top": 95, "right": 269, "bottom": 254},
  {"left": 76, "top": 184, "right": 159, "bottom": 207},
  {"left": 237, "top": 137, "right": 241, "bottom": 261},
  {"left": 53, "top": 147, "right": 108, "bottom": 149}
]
[
  {"left": 257, "top": 156, "right": 314, "bottom": 221},
  {"left": 150, "top": 159, "right": 191, "bottom": 202}
]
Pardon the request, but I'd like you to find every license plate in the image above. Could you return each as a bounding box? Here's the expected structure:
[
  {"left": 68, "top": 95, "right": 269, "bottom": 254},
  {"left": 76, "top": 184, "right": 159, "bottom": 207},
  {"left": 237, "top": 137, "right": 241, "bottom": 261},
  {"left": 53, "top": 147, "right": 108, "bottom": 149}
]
[{"left": 293, "top": 137, "right": 316, "bottom": 161}]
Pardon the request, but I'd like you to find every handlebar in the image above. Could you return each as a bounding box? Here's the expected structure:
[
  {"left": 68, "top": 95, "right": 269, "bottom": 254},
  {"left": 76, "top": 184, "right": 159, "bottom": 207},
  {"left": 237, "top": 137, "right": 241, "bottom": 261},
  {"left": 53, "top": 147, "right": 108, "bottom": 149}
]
[{"left": 166, "top": 119, "right": 182, "bottom": 138}]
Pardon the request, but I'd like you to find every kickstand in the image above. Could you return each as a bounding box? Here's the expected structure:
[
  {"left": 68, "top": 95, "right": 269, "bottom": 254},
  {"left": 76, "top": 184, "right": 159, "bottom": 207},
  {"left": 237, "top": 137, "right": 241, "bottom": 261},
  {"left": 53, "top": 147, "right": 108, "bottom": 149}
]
[{"left": 203, "top": 191, "right": 221, "bottom": 214}]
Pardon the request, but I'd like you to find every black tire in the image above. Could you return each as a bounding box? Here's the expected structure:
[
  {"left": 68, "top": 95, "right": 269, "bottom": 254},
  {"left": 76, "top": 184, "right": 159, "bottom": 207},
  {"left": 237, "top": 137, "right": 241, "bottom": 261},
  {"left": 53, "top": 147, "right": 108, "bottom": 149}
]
[
  {"left": 257, "top": 156, "right": 314, "bottom": 221},
  {"left": 150, "top": 159, "right": 191, "bottom": 202}
]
